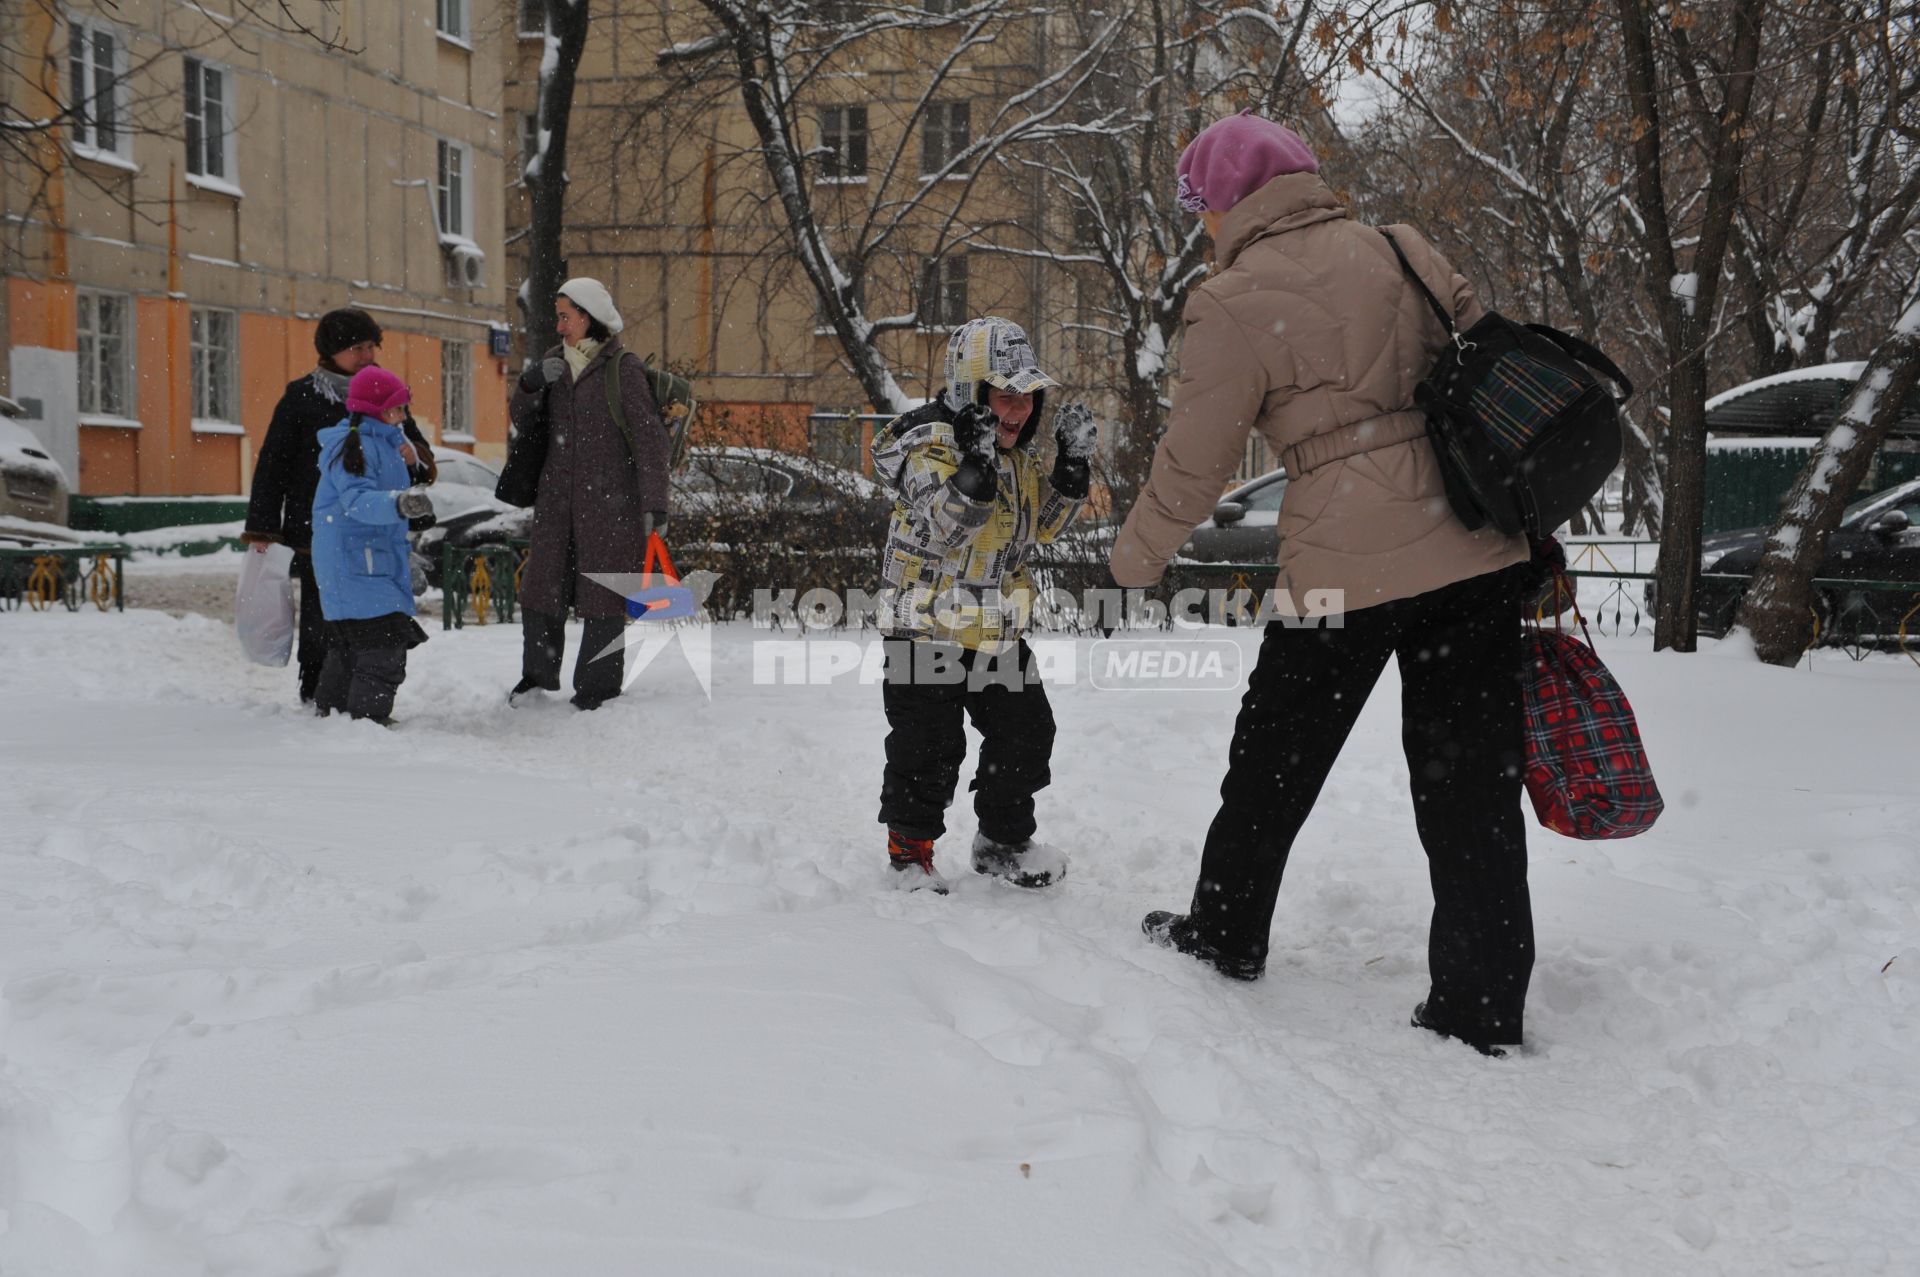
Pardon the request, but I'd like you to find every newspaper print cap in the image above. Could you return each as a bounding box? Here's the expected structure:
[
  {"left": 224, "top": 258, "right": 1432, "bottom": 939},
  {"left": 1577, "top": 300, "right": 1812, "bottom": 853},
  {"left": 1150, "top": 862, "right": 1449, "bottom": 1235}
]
[{"left": 944, "top": 316, "right": 1060, "bottom": 408}]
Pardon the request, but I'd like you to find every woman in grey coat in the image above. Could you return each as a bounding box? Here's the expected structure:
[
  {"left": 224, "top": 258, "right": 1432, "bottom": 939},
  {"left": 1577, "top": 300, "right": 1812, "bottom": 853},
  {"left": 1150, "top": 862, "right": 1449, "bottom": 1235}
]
[{"left": 509, "top": 278, "right": 671, "bottom": 710}]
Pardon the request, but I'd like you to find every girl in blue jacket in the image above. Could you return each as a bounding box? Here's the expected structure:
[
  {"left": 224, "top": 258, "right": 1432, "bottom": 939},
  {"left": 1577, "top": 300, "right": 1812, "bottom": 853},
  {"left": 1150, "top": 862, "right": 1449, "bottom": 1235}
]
[{"left": 310, "top": 367, "right": 435, "bottom": 723}]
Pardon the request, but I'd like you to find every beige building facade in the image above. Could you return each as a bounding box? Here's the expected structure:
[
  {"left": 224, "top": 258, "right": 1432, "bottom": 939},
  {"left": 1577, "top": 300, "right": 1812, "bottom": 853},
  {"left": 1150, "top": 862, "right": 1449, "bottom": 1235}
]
[{"left": 2, "top": 0, "right": 516, "bottom": 499}]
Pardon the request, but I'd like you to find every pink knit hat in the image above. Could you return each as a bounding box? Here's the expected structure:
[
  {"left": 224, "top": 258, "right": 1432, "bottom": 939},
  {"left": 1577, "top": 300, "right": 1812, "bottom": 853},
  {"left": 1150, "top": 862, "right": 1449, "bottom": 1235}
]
[
  {"left": 1176, "top": 111, "right": 1319, "bottom": 215},
  {"left": 345, "top": 366, "right": 411, "bottom": 417}
]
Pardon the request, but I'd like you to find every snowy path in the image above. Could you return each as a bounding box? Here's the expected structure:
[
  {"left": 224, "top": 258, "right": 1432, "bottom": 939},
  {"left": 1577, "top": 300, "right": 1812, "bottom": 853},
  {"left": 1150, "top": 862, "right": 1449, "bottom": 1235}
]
[{"left": 1, "top": 611, "right": 1915, "bottom": 1274}]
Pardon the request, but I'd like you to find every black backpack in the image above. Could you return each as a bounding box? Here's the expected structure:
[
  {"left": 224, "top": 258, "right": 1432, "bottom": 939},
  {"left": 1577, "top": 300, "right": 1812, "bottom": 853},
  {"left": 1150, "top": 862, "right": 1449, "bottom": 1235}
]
[{"left": 1381, "top": 229, "right": 1630, "bottom": 540}]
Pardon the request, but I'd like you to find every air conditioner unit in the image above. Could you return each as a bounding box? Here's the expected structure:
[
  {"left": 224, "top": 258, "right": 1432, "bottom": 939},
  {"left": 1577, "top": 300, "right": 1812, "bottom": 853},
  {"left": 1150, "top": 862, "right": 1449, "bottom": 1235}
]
[{"left": 445, "top": 243, "right": 486, "bottom": 289}]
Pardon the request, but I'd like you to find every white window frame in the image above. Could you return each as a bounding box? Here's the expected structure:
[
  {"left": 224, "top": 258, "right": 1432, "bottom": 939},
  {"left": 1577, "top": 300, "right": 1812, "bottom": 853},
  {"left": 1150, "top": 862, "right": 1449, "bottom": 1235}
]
[
  {"left": 817, "top": 105, "right": 869, "bottom": 184},
  {"left": 920, "top": 101, "right": 969, "bottom": 178},
  {"left": 435, "top": 0, "right": 471, "bottom": 46},
  {"left": 436, "top": 138, "right": 472, "bottom": 243},
  {"left": 68, "top": 15, "right": 133, "bottom": 167},
  {"left": 76, "top": 288, "right": 137, "bottom": 423},
  {"left": 190, "top": 307, "right": 240, "bottom": 430},
  {"left": 183, "top": 57, "right": 242, "bottom": 197},
  {"left": 517, "top": 0, "right": 547, "bottom": 38},
  {"left": 441, "top": 341, "right": 474, "bottom": 443}
]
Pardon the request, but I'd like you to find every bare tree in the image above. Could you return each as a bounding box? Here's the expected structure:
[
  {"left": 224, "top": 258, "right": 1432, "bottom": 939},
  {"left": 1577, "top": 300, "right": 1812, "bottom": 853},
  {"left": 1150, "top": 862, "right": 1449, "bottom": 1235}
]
[
  {"left": 517, "top": 0, "right": 592, "bottom": 361},
  {"left": 1733, "top": 274, "right": 1920, "bottom": 664}
]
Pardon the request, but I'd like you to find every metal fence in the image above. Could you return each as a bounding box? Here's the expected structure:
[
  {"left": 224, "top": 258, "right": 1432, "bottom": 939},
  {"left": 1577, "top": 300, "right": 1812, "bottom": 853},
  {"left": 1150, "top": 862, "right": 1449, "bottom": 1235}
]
[{"left": 0, "top": 546, "right": 126, "bottom": 613}]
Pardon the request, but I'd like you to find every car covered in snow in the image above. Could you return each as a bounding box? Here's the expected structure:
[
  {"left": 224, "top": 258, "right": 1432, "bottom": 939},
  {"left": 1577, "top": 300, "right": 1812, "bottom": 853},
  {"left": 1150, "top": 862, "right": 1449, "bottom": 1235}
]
[{"left": 0, "top": 395, "right": 70, "bottom": 528}]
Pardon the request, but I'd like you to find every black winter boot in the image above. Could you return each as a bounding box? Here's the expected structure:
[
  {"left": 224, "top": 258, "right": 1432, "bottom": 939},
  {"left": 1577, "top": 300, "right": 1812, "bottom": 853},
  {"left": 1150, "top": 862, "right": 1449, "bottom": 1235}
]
[
  {"left": 1141, "top": 911, "right": 1264, "bottom": 981},
  {"left": 1411, "top": 1002, "right": 1512, "bottom": 1058}
]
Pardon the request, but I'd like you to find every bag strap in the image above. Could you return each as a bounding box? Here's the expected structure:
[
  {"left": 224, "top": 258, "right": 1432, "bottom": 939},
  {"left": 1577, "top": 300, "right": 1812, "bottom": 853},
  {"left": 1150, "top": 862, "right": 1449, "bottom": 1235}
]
[
  {"left": 1379, "top": 228, "right": 1466, "bottom": 349},
  {"left": 605, "top": 350, "right": 636, "bottom": 462},
  {"left": 642, "top": 529, "right": 679, "bottom": 583},
  {"left": 1523, "top": 324, "right": 1634, "bottom": 400}
]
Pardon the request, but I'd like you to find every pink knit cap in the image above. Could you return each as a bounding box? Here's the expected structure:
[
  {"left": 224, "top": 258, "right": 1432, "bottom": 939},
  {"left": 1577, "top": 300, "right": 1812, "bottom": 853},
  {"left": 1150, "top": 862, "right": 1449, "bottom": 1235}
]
[
  {"left": 345, "top": 366, "right": 412, "bottom": 417},
  {"left": 1176, "top": 110, "right": 1319, "bottom": 215}
]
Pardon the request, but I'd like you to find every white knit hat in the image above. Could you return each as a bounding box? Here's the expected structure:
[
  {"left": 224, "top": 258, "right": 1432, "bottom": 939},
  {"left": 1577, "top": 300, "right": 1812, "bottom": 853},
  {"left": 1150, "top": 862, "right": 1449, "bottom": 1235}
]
[{"left": 558, "top": 277, "right": 624, "bottom": 335}]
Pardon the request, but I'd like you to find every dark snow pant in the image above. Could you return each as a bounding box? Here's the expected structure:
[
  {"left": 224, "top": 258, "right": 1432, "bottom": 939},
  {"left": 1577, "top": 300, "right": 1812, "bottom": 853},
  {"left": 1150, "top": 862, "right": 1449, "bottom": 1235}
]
[
  {"left": 293, "top": 552, "right": 328, "bottom": 704},
  {"left": 878, "top": 638, "right": 1055, "bottom": 844},
  {"left": 521, "top": 609, "right": 626, "bottom": 704},
  {"left": 1187, "top": 564, "right": 1533, "bottom": 1046},
  {"left": 315, "top": 645, "right": 408, "bottom": 722}
]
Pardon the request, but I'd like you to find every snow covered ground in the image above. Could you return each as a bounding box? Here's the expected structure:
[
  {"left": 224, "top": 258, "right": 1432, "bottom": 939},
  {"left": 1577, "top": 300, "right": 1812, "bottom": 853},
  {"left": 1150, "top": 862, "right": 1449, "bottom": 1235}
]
[{"left": 2, "top": 605, "right": 1915, "bottom": 1275}]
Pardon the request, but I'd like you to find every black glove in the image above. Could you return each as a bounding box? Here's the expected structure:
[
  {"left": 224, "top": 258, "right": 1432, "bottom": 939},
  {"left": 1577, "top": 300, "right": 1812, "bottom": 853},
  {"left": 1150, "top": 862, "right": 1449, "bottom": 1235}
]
[
  {"left": 1051, "top": 402, "right": 1097, "bottom": 499},
  {"left": 949, "top": 401, "right": 1000, "bottom": 500},
  {"left": 519, "top": 355, "right": 570, "bottom": 395},
  {"left": 395, "top": 488, "right": 434, "bottom": 520}
]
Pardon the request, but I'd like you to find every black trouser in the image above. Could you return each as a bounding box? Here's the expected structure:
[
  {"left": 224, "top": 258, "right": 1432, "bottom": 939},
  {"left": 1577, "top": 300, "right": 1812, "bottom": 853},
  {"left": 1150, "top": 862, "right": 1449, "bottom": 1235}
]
[
  {"left": 522, "top": 609, "right": 627, "bottom": 703},
  {"left": 1188, "top": 565, "right": 1532, "bottom": 1045},
  {"left": 315, "top": 644, "right": 408, "bottom": 721},
  {"left": 878, "top": 638, "right": 1055, "bottom": 844},
  {"left": 292, "top": 551, "right": 328, "bottom": 703}
]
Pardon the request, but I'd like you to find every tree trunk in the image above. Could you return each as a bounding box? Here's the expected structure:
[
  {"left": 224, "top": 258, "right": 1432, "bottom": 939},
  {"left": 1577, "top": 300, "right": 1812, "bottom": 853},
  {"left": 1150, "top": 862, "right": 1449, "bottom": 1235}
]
[
  {"left": 1735, "top": 291, "right": 1920, "bottom": 665},
  {"left": 518, "top": 3, "right": 592, "bottom": 363}
]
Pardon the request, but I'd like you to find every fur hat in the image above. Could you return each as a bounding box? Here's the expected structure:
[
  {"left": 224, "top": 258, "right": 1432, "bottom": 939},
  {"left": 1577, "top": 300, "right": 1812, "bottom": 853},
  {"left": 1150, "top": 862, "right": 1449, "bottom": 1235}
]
[
  {"left": 557, "top": 277, "right": 624, "bottom": 335},
  {"left": 1176, "top": 111, "right": 1319, "bottom": 215},
  {"left": 345, "top": 366, "right": 411, "bottom": 417},
  {"left": 314, "top": 308, "right": 384, "bottom": 360}
]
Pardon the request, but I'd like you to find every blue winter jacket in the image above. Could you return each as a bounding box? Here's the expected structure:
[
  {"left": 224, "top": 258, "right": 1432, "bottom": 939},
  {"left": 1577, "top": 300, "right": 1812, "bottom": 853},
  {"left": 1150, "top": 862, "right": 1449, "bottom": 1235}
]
[{"left": 310, "top": 417, "right": 416, "bottom": 621}]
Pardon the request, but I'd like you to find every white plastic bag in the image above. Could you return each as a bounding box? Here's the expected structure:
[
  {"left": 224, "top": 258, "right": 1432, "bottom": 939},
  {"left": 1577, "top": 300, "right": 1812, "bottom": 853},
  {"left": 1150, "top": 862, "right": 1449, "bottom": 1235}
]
[{"left": 235, "top": 543, "right": 297, "bottom": 667}]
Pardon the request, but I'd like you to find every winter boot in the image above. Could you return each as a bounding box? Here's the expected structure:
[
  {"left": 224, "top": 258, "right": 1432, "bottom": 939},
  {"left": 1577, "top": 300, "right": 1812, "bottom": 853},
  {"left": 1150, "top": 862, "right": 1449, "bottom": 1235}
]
[
  {"left": 970, "top": 833, "right": 1068, "bottom": 889},
  {"left": 887, "top": 831, "right": 950, "bottom": 895},
  {"left": 1411, "top": 1002, "right": 1511, "bottom": 1058},
  {"left": 1140, "top": 911, "right": 1264, "bottom": 981},
  {"left": 508, "top": 677, "right": 549, "bottom": 707}
]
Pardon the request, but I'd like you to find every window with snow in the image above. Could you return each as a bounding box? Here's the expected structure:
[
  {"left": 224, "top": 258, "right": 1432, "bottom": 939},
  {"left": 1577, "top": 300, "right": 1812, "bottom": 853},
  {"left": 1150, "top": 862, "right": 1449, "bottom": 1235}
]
[
  {"left": 518, "top": 0, "right": 547, "bottom": 37},
  {"left": 918, "top": 254, "right": 968, "bottom": 330},
  {"left": 442, "top": 342, "right": 472, "bottom": 440},
  {"left": 437, "top": 139, "right": 469, "bottom": 238},
  {"left": 436, "top": 0, "right": 469, "bottom": 43},
  {"left": 184, "top": 58, "right": 237, "bottom": 188},
  {"left": 920, "top": 102, "right": 969, "bottom": 176},
  {"left": 77, "top": 290, "right": 133, "bottom": 418},
  {"left": 191, "top": 308, "right": 238, "bottom": 424},
  {"left": 518, "top": 112, "right": 540, "bottom": 184},
  {"left": 818, "top": 105, "right": 868, "bottom": 182},
  {"left": 68, "top": 18, "right": 130, "bottom": 162}
]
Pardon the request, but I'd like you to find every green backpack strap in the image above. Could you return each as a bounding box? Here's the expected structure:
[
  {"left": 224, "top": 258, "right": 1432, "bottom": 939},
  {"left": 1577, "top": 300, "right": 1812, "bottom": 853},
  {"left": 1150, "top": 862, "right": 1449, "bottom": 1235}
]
[{"left": 604, "top": 349, "right": 636, "bottom": 463}]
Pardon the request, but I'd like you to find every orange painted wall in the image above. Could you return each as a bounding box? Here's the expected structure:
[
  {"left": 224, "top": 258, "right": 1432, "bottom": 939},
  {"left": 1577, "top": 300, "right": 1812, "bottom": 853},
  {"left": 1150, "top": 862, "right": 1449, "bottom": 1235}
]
[
  {"left": 473, "top": 344, "right": 510, "bottom": 462},
  {"left": 78, "top": 427, "right": 138, "bottom": 494},
  {"left": 133, "top": 296, "right": 187, "bottom": 496},
  {"left": 8, "top": 277, "right": 76, "bottom": 350}
]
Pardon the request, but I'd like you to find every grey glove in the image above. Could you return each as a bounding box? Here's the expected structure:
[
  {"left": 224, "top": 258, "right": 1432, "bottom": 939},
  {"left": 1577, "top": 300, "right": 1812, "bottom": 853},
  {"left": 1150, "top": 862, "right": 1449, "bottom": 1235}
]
[
  {"left": 543, "top": 355, "right": 568, "bottom": 385},
  {"left": 641, "top": 511, "right": 669, "bottom": 539},
  {"left": 1051, "top": 401, "right": 1096, "bottom": 499},
  {"left": 395, "top": 488, "right": 434, "bottom": 520},
  {"left": 949, "top": 400, "right": 1000, "bottom": 500}
]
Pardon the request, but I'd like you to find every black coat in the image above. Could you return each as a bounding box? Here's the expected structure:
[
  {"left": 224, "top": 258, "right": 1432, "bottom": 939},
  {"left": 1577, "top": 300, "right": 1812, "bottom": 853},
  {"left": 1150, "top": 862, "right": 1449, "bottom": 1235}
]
[{"left": 246, "top": 369, "right": 435, "bottom": 551}]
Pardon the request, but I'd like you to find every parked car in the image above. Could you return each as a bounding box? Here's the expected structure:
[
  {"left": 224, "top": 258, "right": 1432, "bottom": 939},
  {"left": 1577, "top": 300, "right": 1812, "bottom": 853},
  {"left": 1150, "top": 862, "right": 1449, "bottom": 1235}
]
[
  {"left": 404, "top": 449, "right": 515, "bottom": 591},
  {"left": 1178, "top": 467, "right": 1289, "bottom": 564},
  {"left": 0, "top": 395, "right": 71, "bottom": 528},
  {"left": 1683, "top": 476, "right": 1920, "bottom": 638}
]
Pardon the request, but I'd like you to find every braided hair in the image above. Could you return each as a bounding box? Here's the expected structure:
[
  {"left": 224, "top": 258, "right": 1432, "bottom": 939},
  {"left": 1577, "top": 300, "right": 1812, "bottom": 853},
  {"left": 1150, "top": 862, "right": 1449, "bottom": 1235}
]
[{"left": 339, "top": 412, "right": 369, "bottom": 476}]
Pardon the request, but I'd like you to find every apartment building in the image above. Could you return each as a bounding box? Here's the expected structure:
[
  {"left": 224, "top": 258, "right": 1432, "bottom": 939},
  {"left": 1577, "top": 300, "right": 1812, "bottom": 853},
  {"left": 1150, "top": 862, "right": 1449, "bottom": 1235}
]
[{"left": 1, "top": 0, "right": 515, "bottom": 499}]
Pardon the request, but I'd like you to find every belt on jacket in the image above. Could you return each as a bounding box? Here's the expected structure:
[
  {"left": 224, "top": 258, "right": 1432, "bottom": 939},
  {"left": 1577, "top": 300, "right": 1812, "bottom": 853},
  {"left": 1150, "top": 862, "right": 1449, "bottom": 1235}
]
[{"left": 1279, "top": 413, "right": 1429, "bottom": 478}]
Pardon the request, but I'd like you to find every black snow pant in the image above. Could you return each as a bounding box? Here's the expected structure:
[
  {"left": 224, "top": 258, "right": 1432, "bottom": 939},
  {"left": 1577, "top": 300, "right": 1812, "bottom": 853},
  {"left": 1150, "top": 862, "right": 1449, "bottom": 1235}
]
[
  {"left": 878, "top": 637, "right": 1055, "bottom": 844},
  {"left": 522, "top": 609, "right": 626, "bottom": 704},
  {"left": 1187, "top": 564, "right": 1534, "bottom": 1046},
  {"left": 292, "top": 551, "right": 328, "bottom": 704},
  {"left": 315, "top": 644, "right": 408, "bottom": 721}
]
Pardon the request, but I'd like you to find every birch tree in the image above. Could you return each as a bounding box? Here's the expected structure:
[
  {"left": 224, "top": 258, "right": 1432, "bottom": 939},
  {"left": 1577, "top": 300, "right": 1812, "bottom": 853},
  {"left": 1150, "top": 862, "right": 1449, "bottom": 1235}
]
[{"left": 1733, "top": 276, "right": 1920, "bottom": 665}]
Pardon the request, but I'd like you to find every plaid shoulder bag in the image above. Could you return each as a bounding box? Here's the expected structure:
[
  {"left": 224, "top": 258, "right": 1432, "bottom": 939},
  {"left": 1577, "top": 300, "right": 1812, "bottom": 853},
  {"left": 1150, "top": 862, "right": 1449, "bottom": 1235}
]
[{"left": 1522, "top": 568, "right": 1664, "bottom": 839}]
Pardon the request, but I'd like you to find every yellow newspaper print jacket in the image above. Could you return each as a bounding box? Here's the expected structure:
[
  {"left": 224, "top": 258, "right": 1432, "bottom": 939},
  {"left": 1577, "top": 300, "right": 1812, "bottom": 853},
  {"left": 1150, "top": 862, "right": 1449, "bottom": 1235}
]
[{"left": 874, "top": 417, "right": 1083, "bottom": 652}]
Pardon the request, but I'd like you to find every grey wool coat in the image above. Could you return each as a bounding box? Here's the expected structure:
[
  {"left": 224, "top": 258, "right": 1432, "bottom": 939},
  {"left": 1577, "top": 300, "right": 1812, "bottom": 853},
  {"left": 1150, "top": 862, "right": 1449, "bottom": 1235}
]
[{"left": 512, "top": 339, "right": 673, "bottom": 618}]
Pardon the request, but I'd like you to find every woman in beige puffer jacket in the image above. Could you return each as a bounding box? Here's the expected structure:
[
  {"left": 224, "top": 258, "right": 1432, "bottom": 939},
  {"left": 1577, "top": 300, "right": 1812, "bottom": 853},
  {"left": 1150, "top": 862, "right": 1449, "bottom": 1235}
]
[{"left": 1116, "top": 113, "right": 1534, "bottom": 1056}]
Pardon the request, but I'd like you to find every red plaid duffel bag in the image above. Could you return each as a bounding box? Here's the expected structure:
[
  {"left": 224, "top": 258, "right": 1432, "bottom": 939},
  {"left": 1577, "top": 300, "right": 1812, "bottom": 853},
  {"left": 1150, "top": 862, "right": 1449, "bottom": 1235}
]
[{"left": 1522, "top": 622, "right": 1664, "bottom": 839}]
